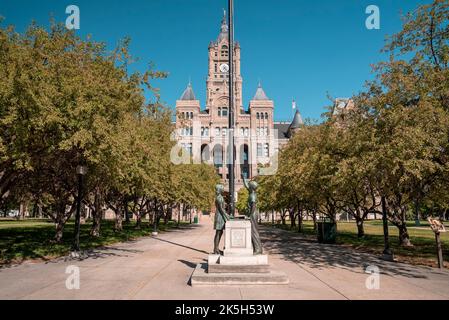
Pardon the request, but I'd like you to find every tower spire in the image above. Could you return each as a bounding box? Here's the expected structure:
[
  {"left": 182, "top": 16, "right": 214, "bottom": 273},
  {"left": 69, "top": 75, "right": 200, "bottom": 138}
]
[{"left": 218, "top": 9, "right": 229, "bottom": 42}]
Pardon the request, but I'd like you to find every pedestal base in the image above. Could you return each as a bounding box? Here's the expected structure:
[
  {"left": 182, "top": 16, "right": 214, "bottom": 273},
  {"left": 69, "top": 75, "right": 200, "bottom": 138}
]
[
  {"left": 207, "top": 254, "right": 270, "bottom": 273},
  {"left": 190, "top": 264, "right": 289, "bottom": 286},
  {"left": 190, "top": 220, "right": 289, "bottom": 286}
]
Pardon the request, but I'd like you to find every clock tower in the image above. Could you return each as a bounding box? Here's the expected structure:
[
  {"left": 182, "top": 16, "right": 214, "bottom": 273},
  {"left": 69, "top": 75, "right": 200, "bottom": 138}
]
[
  {"left": 175, "top": 11, "right": 283, "bottom": 192},
  {"left": 206, "top": 11, "right": 243, "bottom": 116}
]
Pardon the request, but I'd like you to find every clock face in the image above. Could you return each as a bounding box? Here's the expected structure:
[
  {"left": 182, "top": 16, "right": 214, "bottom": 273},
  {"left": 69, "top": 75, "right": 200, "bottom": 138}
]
[{"left": 219, "top": 63, "right": 229, "bottom": 73}]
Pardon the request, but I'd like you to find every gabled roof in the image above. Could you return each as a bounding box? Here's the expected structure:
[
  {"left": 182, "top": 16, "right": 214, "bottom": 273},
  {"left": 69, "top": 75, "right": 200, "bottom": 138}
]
[
  {"left": 180, "top": 82, "right": 196, "bottom": 101},
  {"left": 253, "top": 83, "right": 269, "bottom": 101}
]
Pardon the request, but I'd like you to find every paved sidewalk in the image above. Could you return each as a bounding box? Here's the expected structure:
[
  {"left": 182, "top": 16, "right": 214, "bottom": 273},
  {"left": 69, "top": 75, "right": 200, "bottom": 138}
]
[{"left": 0, "top": 217, "right": 448, "bottom": 300}]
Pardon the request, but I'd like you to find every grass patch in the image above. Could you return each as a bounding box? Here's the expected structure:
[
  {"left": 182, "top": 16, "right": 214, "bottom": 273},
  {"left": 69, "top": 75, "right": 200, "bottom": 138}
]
[
  {"left": 0, "top": 219, "right": 188, "bottom": 266},
  {"left": 266, "top": 220, "right": 449, "bottom": 268}
]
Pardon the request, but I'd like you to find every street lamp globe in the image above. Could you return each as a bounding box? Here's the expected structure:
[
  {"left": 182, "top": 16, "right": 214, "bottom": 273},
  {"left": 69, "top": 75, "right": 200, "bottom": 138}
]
[{"left": 76, "top": 165, "right": 87, "bottom": 176}]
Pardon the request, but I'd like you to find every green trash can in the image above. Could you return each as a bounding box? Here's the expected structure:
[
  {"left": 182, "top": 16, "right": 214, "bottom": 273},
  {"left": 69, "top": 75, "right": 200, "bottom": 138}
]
[
  {"left": 193, "top": 216, "right": 199, "bottom": 224},
  {"left": 317, "top": 219, "right": 337, "bottom": 244}
]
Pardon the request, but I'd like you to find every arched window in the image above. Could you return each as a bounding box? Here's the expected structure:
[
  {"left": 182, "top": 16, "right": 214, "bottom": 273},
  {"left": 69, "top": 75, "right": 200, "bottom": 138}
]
[
  {"left": 213, "top": 144, "right": 223, "bottom": 168},
  {"left": 256, "top": 112, "right": 260, "bottom": 119},
  {"left": 201, "top": 144, "right": 210, "bottom": 163},
  {"left": 265, "top": 112, "right": 269, "bottom": 120}
]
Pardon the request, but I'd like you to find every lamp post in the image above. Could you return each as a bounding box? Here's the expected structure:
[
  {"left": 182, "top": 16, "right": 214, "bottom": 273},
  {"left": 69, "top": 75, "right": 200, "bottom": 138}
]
[
  {"left": 73, "top": 165, "right": 87, "bottom": 253},
  {"left": 228, "top": 0, "right": 236, "bottom": 218}
]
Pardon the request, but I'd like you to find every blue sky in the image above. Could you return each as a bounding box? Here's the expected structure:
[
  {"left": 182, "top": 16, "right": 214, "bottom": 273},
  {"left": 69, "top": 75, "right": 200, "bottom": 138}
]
[{"left": 0, "top": 0, "right": 429, "bottom": 122}]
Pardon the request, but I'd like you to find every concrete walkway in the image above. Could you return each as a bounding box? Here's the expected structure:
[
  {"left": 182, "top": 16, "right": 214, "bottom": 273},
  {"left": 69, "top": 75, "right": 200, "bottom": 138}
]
[{"left": 0, "top": 217, "right": 448, "bottom": 300}]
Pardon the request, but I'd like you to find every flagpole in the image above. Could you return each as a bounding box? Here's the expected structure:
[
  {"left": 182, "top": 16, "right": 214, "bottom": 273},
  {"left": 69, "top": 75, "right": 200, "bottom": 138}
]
[{"left": 228, "top": 0, "right": 235, "bottom": 218}]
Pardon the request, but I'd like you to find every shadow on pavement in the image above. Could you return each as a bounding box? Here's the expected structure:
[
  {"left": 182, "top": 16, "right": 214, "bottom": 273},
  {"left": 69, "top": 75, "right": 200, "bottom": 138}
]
[
  {"left": 151, "top": 237, "right": 209, "bottom": 255},
  {"left": 260, "top": 226, "right": 448, "bottom": 279},
  {"left": 178, "top": 259, "right": 198, "bottom": 269}
]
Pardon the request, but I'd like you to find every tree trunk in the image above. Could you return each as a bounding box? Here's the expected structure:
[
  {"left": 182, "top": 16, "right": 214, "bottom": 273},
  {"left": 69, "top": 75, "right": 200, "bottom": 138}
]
[
  {"left": 356, "top": 217, "right": 365, "bottom": 238},
  {"left": 164, "top": 206, "right": 170, "bottom": 225},
  {"left": 189, "top": 207, "right": 192, "bottom": 224},
  {"left": 397, "top": 223, "right": 413, "bottom": 246},
  {"left": 124, "top": 199, "right": 130, "bottom": 223},
  {"left": 54, "top": 217, "right": 65, "bottom": 243},
  {"left": 298, "top": 209, "right": 303, "bottom": 233},
  {"left": 289, "top": 210, "right": 296, "bottom": 228},
  {"left": 114, "top": 208, "right": 123, "bottom": 232},
  {"left": 312, "top": 210, "right": 317, "bottom": 231},
  {"left": 90, "top": 191, "right": 103, "bottom": 237},
  {"left": 135, "top": 213, "right": 142, "bottom": 229}
]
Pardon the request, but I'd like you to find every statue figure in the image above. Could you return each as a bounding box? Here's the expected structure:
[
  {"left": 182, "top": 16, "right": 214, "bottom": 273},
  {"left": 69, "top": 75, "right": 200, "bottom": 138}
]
[
  {"left": 213, "top": 184, "right": 230, "bottom": 254},
  {"left": 242, "top": 175, "right": 263, "bottom": 255}
]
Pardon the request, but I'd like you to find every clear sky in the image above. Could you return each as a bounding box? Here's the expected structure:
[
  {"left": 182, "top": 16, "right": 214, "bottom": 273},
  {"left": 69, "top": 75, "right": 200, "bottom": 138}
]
[{"left": 0, "top": 0, "right": 430, "bottom": 122}]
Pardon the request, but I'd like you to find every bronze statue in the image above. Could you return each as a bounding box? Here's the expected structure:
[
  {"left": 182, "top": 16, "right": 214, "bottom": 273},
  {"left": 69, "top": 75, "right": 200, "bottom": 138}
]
[
  {"left": 242, "top": 175, "right": 263, "bottom": 255},
  {"left": 213, "top": 184, "right": 230, "bottom": 254}
]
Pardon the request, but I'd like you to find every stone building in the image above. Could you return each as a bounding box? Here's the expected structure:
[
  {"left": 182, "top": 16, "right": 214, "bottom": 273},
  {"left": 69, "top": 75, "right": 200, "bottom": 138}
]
[{"left": 174, "top": 13, "right": 302, "bottom": 193}]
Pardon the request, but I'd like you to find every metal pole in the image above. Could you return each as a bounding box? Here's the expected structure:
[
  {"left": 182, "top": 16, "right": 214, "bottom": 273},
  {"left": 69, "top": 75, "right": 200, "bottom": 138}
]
[
  {"left": 73, "top": 173, "right": 82, "bottom": 252},
  {"left": 228, "top": 0, "right": 235, "bottom": 218}
]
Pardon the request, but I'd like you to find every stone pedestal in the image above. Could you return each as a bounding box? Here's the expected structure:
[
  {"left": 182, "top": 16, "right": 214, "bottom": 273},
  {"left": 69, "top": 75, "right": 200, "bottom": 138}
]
[
  {"left": 224, "top": 220, "right": 253, "bottom": 256},
  {"left": 190, "top": 220, "right": 289, "bottom": 286}
]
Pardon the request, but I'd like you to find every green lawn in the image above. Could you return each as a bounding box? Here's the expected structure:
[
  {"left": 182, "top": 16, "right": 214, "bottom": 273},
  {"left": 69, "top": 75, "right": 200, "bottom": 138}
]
[
  {"left": 0, "top": 219, "right": 186, "bottom": 266},
  {"left": 267, "top": 220, "right": 449, "bottom": 268}
]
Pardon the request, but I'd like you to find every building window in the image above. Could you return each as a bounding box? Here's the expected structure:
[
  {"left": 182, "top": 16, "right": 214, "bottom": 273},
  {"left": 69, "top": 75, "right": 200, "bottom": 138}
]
[
  {"left": 239, "top": 127, "right": 249, "bottom": 137},
  {"left": 201, "top": 127, "right": 210, "bottom": 137},
  {"left": 215, "top": 127, "right": 221, "bottom": 136},
  {"left": 218, "top": 107, "right": 221, "bottom": 116},
  {"left": 257, "top": 143, "right": 263, "bottom": 157},
  {"left": 182, "top": 127, "right": 193, "bottom": 136},
  {"left": 215, "top": 64, "right": 218, "bottom": 73},
  {"left": 213, "top": 145, "right": 223, "bottom": 168},
  {"left": 222, "top": 107, "right": 228, "bottom": 117},
  {"left": 265, "top": 113, "right": 269, "bottom": 120},
  {"left": 264, "top": 143, "right": 269, "bottom": 157},
  {"left": 256, "top": 112, "right": 260, "bottom": 119},
  {"left": 222, "top": 127, "right": 227, "bottom": 136}
]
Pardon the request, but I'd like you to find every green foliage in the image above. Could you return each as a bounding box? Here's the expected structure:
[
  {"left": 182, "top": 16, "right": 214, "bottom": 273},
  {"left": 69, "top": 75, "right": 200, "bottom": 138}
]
[
  {"left": 0, "top": 20, "right": 218, "bottom": 243},
  {"left": 236, "top": 187, "right": 249, "bottom": 216},
  {"left": 261, "top": 0, "right": 449, "bottom": 245}
]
